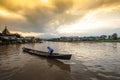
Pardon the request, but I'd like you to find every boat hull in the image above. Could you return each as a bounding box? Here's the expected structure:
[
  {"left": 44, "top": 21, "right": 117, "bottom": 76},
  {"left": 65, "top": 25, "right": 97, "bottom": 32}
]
[{"left": 22, "top": 47, "right": 72, "bottom": 60}]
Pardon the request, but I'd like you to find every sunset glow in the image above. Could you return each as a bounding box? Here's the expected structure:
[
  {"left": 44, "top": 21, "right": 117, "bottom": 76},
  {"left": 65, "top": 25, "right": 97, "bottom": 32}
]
[
  {"left": 0, "top": 8, "right": 25, "bottom": 20},
  {"left": 40, "top": 0, "right": 49, "bottom": 3},
  {"left": 57, "top": 6, "right": 120, "bottom": 35},
  {"left": 0, "top": 0, "right": 120, "bottom": 38}
]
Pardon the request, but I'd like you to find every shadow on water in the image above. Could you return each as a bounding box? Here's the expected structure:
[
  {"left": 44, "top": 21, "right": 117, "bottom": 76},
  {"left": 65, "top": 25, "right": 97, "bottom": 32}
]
[
  {"left": 24, "top": 51, "right": 71, "bottom": 72},
  {"left": 46, "top": 59, "right": 71, "bottom": 72}
]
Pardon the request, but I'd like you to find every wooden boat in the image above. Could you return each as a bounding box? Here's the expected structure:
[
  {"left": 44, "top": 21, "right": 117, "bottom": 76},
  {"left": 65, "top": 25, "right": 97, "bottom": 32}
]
[{"left": 22, "top": 47, "right": 72, "bottom": 60}]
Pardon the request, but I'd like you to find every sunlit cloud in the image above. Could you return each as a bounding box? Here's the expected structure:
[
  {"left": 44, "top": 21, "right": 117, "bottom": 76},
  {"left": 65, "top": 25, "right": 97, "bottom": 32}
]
[
  {"left": 0, "top": 8, "right": 25, "bottom": 20},
  {"left": 11, "top": 31, "right": 44, "bottom": 37},
  {"left": 40, "top": 0, "right": 49, "bottom": 3},
  {"left": 0, "top": 0, "right": 120, "bottom": 38},
  {"left": 57, "top": 5, "right": 120, "bottom": 36}
]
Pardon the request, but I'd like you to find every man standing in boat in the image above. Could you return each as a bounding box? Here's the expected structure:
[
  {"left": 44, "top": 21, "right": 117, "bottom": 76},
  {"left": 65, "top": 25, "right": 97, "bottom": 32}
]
[{"left": 47, "top": 47, "right": 54, "bottom": 56}]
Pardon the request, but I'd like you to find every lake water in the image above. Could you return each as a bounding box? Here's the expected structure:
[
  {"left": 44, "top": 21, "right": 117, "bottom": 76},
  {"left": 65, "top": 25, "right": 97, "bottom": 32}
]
[{"left": 0, "top": 42, "right": 120, "bottom": 80}]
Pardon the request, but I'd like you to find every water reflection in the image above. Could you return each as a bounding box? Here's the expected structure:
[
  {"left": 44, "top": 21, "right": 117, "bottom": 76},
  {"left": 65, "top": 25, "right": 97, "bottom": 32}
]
[
  {"left": 24, "top": 51, "right": 71, "bottom": 72},
  {"left": 46, "top": 59, "right": 71, "bottom": 72}
]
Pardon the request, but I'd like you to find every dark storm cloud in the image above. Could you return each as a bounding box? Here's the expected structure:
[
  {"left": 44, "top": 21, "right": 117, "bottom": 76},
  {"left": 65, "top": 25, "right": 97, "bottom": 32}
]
[{"left": 51, "top": 0, "right": 73, "bottom": 13}]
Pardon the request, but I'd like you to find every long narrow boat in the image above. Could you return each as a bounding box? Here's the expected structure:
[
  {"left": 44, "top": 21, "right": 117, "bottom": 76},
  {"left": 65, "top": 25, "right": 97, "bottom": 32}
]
[{"left": 22, "top": 47, "right": 72, "bottom": 60}]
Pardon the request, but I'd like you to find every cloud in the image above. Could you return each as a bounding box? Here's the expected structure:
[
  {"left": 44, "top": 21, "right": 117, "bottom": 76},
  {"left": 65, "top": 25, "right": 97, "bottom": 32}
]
[
  {"left": 51, "top": 0, "right": 73, "bottom": 13},
  {"left": 11, "top": 31, "right": 43, "bottom": 37},
  {"left": 57, "top": 5, "right": 120, "bottom": 36},
  {"left": 0, "top": 0, "right": 120, "bottom": 37},
  {"left": 0, "top": 0, "right": 74, "bottom": 32}
]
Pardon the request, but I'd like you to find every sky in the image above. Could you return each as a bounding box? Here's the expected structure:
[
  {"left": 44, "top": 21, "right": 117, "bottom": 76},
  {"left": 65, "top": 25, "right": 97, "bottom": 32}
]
[{"left": 0, "top": 0, "right": 120, "bottom": 38}]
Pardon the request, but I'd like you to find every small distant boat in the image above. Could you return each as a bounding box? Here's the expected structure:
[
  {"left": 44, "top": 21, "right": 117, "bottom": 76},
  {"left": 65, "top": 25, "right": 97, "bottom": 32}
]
[{"left": 22, "top": 47, "right": 72, "bottom": 60}]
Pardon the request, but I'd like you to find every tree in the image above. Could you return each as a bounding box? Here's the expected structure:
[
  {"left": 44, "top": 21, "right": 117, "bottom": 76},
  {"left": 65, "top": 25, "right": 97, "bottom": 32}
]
[
  {"left": 112, "top": 33, "right": 118, "bottom": 40},
  {"left": 108, "top": 35, "right": 111, "bottom": 40},
  {"left": 100, "top": 35, "right": 107, "bottom": 40}
]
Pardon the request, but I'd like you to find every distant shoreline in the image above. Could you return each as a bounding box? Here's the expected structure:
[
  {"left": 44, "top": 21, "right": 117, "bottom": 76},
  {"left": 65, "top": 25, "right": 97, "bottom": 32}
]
[{"left": 47, "top": 40, "right": 120, "bottom": 43}]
